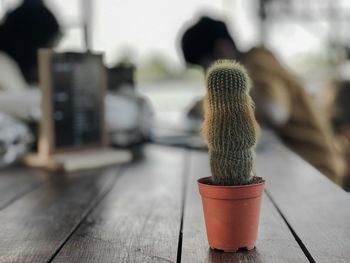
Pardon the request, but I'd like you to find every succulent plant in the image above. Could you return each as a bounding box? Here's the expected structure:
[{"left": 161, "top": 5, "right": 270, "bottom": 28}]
[{"left": 202, "top": 60, "right": 259, "bottom": 186}]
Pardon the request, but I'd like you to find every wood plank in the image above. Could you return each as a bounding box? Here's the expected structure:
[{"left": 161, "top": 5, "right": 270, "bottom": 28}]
[
  {"left": 256, "top": 142, "right": 350, "bottom": 263},
  {"left": 0, "top": 167, "right": 120, "bottom": 263},
  {"left": 0, "top": 167, "right": 48, "bottom": 210},
  {"left": 52, "top": 145, "right": 186, "bottom": 263},
  {"left": 181, "top": 150, "right": 308, "bottom": 263}
]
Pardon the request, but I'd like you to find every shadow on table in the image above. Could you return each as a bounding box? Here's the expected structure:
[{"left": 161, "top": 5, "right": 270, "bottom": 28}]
[{"left": 208, "top": 248, "right": 263, "bottom": 263}]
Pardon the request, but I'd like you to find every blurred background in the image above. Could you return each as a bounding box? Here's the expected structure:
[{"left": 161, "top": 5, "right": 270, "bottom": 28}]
[
  {"left": 3, "top": 0, "right": 350, "bottom": 111},
  {"left": 1, "top": 0, "right": 350, "bottom": 188}
]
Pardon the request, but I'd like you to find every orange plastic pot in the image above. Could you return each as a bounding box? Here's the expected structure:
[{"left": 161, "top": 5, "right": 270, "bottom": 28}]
[{"left": 198, "top": 177, "right": 264, "bottom": 252}]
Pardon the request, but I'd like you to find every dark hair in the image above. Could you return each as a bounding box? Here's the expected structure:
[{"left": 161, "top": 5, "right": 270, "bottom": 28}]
[
  {"left": 181, "top": 16, "right": 236, "bottom": 66},
  {"left": 0, "top": 0, "right": 61, "bottom": 82}
]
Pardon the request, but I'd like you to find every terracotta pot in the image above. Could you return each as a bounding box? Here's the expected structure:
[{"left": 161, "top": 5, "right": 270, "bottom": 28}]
[{"left": 198, "top": 177, "right": 265, "bottom": 252}]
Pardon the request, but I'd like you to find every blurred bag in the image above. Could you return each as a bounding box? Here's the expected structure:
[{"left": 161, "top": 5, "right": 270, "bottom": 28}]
[{"left": 0, "top": 113, "right": 32, "bottom": 167}]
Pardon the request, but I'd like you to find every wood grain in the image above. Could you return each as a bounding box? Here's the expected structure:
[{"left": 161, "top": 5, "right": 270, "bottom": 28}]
[
  {"left": 0, "top": 167, "right": 120, "bottom": 263},
  {"left": 0, "top": 167, "right": 48, "bottom": 210},
  {"left": 52, "top": 145, "right": 186, "bottom": 263},
  {"left": 181, "top": 150, "right": 308, "bottom": 263},
  {"left": 256, "top": 142, "right": 350, "bottom": 263}
]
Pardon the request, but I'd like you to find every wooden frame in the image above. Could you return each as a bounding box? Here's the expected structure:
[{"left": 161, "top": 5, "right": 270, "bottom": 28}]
[{"left": 37, "top": 49, "right": 108, "bottom": 159}]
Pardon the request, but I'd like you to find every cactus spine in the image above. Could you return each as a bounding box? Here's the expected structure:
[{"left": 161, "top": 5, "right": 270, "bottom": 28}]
[{"left": 202, "top": 60, "right": 259, "bottom": 186}]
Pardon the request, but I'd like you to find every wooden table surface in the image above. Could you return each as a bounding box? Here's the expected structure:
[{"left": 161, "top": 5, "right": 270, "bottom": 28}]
[{"left": 0, "top": 142, "right": 349, "bottom": 263}]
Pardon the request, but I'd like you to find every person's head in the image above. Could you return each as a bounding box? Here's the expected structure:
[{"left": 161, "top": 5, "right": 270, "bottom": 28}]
[
  {"left": 180, "top": 16, "right": 239, "bottom": 69},
  {"left": 0, "top": 0, "right": 61, "bottom": 82}
]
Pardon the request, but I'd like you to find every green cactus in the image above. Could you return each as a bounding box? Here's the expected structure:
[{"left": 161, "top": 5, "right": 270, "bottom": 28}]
[{"left": 202, "top": 60, "right": 259, "bottom": 186}]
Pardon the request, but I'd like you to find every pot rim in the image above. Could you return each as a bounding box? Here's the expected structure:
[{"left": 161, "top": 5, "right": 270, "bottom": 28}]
[
  {"left": 198, "top": 176, "right": 265, "bottom": 200},
  {"left": 197, "top": 176, "right": 265, "bottom": 189}
]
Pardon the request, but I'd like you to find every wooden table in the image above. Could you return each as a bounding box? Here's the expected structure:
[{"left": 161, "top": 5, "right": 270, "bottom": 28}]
[{"left": 0, "top": 142, "right": 349, "bottom": 262}]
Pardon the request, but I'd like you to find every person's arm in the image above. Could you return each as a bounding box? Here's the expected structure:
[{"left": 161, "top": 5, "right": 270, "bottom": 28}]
[
  {"left": 0, "top": 52, "right": 27, "bottom": 92},
  {"left": 250, "top": 74, "right": 291, "bottom": 129}
]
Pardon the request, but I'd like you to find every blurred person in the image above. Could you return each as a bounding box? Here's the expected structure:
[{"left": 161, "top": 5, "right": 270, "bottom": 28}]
[
  {"left": 0, "top": 0, "right": 61, "bottom": 91},
  {"left": 179, "top": 16, "right": 345, "bottom": 182}
]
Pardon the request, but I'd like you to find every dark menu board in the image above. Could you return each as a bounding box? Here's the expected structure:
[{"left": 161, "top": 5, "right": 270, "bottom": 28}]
[{"left": 49, "top": 52, "right": 105, "bottom": 149}]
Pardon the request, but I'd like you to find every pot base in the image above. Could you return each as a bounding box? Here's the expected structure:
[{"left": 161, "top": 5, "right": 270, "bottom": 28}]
[{"left": 210, "top": 245, "right": 255, "bottom": 253}]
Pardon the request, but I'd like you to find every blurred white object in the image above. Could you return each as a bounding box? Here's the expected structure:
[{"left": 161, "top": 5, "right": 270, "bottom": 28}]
[
  {"left": 261, "top": 98, "right": 289, "bottom": 128},
  {"left": 0, "top": 89, "right": 41, "bottom": 120},
  {"left": 106, "top": 93, "right": 139, "bottom": 130},
  {"left": 0, "top": 113, "right": 32, "bottom": 167},
  {"left": 0, "top": 51, "right": 27, "bottom": 92}
]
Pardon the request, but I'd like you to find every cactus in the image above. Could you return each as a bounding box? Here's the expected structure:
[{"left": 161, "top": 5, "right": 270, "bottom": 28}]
[{"left": 202, "top": 60, "right": 259, "bottom": 186}]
